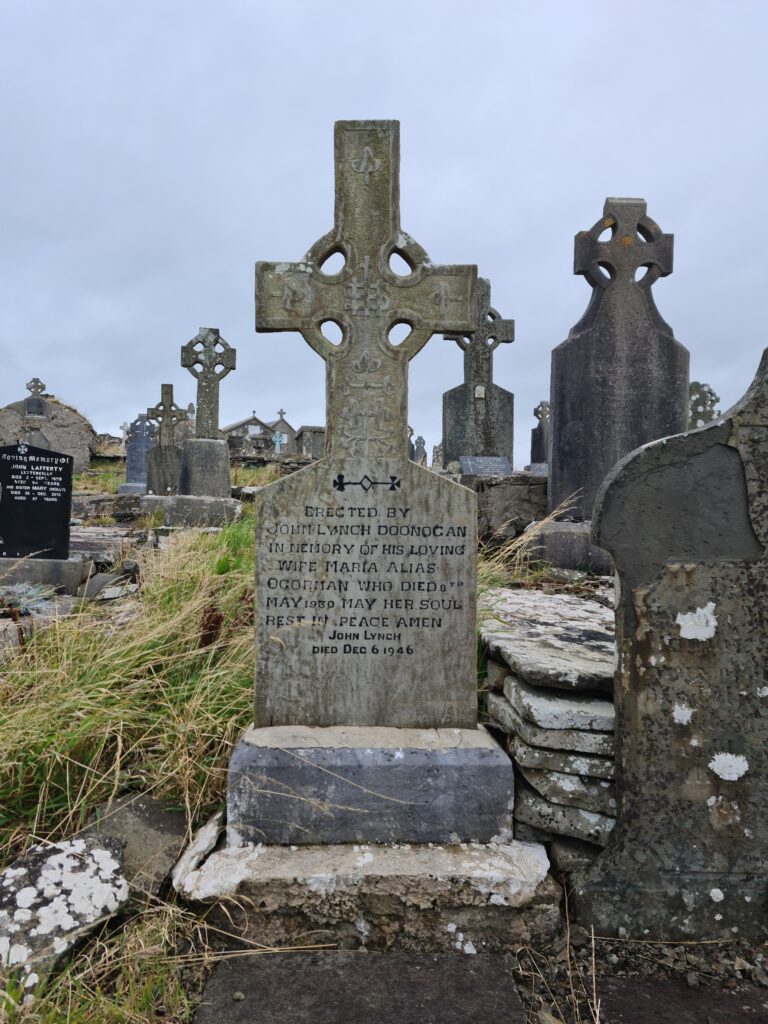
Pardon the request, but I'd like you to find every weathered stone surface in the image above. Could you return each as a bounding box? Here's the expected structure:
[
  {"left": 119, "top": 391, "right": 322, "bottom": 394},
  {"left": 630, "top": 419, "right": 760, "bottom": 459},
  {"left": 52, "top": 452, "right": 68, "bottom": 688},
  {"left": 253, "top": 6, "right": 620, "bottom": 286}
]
[
  {"left": 227, "top": 725, "right": 514, "bottom": 846},
  {"left": 549, "top": 197, "right": 689, "bottom": 520},
  {"left": 573, "top": 349, "right": 768, "bottom": 940},
  {"left": 77, "top": 572, "right": 123, "bottom": 600},
  {"left": 139, "top": 494, "right": 240, "bottom": 527},
  {"left": 146, "top": 384, "right": 187, "bottom": 495},
  {"left": 513, "top": 822, "right": 555, "bottom": 843},
  {"left": 596, "top": 977, "right": 768, "bottom": 1024},
  {"left": 515, "top": 782, "right": 614, "bottom": 846},
  {"left": 532, "top": 521, "right": 614, "bottom": 575},
  {"left": 0, "top": 381, "right": 97, "bottom": 471},
  {"left": 505, "top": 677, "right": 614, "bottom": 732},
  {"left": 0, "top": 837, "right": 129, "bottom": 992},
  {"left": 195, "top": 952, "right": 528, "bottom": 1024},
  {"left": 519, "top": 765, "right": 616, "bottom": 816},
  {"left": 689, "top": 380, "right": 720, "bottom": 428},
  {"left": 0, "top": 557, "right": 93, "bottom": 595},
  {"left": 486, "top": 693, "right": 614, "bottom": 756},
  {"left": 480, "top": 587, "right": 616, "bottom": 692},
  {"left": 80, "top": 793, "right": 188, "bottom": 897},
  {"left": 69, "top": 525, "right": 138, "bottom": 565},
  {"left": 120, "top": 413, "right": 154, "bottom": 493},
  {"left": 180, "top": 327, "right": 236, "bottom": 441},
  {"left": 509, "top": 732, "right": 614, "bottom": 780},
  {"left": 548, "top": 837, "right": 601, "bottom": 876},
  {"left": 174, "top": 840, "right": 561, "bottom": 951},
  {"left": 178, "top": 438, "right": 231, "bottom": 498},
  {"left": 441, "top": 279, "right": 514, "bottom": 468},
  {"left": 530, "top": 400, "right": 550, "bottom": 464},
  {"left": 252, "top": 121, "right": 478, "bottom": 729},
  {"left": 469, "top": 472, "right": 547, "bottom": 544},
  {"left": 485, "top": 658, "right": 509, "bottom": 691}
]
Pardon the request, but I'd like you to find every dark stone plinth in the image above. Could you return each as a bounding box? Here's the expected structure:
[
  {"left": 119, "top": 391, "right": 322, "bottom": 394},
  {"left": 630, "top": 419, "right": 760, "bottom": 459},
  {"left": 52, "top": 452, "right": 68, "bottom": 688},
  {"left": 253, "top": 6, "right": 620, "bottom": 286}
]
[
  {"left": 146, "top": 445, "right": 182, "bottom": 496},
  {"left": 572, "top": 349, "right": 768, "bottom": 940},
  {"left": 227, "top": 724, "right": 514, "bottom": 845},
  {"left": 549, "top": 197, "right": 689, "bottom": 520},
  {"left": 532, "top": 521, "right": 613, "bottom": 574},
  {"left": 179, "top": 438, "right": 231, "bottom": 498},
  {"left": 139, "top": 494, "right": 240, "bottom": 527},
  {"left": 195, "top": 953, "right": 527, "bottom": 1024},
  {"left": 0, "top": 556, "right": 93, "bottom": 595}
]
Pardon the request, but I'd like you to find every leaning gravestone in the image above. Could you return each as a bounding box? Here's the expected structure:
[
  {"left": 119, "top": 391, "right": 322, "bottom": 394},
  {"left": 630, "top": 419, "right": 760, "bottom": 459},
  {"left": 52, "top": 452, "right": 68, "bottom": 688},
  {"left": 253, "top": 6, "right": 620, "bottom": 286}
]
[
  {"left": 573, "top": 349, "right": 768, "bottom": 940},
  {"left": 228, "top": 119, "right": 514, "bottom": 847},
  {"left": 146, "top": 384, "right": 187, "bottom": 496},
  {"left": 549, "top": 198, "right": 689, "bottom": 519},
  {"left": 179, "top": 328, "right": 236, "bottom": 498},
  {"left": 0, "top": 443, "right": 73, "bottom": 558},
  {"left": 118, "top": 414, "right": 155, "bottom": 495},
  {"left": 442, "top": 278, "right": 515, "bottom": 468}
]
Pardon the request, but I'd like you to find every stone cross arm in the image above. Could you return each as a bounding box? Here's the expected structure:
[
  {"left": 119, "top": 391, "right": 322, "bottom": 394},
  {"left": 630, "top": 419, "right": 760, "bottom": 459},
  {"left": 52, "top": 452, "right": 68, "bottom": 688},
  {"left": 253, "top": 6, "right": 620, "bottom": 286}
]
[
  {"left": 444, "top": 278, "right": 514, "bottom": 354},
  {"left": 575, "top": 197, "right": 673, "bottom": 289}
]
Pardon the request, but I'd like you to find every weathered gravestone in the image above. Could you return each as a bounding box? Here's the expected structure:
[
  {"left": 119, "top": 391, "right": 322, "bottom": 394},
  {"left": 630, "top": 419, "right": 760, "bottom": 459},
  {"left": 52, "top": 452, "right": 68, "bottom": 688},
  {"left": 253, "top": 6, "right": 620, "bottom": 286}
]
[
  {"left": 118, "top": 414, "right": 155, "bottom": 495},
  {"left": 689, "top": 380, "right": 720, "bottom": 428},
  {"left": 442, "top": 278, "right": 515, "bottom": 468},
  {"left": 528, "top": 400, "right": 550, "bottom": 472},
  {"left": 228, "top": 120, "right": 514, "bottom": 846},
  {"left": 0, "top": 443, "right": 73, "bottom": 558},
  {"left": 458, "top": 455, "right": 513, "bottom": 477},
  {"left": 179, "top": 328, "right": 235, "bottom": 498},
  {"left": 24, "top": 377, "right": 47, "bottom": 418},
  {"left": 146, "top": 385, "right": 187, "bottom": 496},
  {"left": 549, "top": 198, "right": 689, "bottom": 519},
  {"left": 572, "top": 349, "right": 768, "bottom": 940}
]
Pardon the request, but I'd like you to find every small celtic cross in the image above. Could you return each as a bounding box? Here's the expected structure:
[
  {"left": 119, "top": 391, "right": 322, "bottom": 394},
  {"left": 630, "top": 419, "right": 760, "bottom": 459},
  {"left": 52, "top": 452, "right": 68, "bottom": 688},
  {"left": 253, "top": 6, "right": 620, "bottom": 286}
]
[
  {"left": 147, "top": 384, "right": 188, "bottom": 448},
  {"left": 26, "top": 378, "right": 45, "bottom": 395},
  {"left": 444, "top": 278, "right": 514, "bottom": 395},
  {"left": 181, "top": 328, "right": 236, "bottom": 439}
]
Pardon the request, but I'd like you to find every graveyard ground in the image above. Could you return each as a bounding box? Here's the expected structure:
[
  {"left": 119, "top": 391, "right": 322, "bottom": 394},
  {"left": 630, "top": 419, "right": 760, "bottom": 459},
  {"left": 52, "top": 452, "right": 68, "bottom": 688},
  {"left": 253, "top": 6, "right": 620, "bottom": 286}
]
[{"left": 1, "top": 511, "right": 766, "bottom": 1022}]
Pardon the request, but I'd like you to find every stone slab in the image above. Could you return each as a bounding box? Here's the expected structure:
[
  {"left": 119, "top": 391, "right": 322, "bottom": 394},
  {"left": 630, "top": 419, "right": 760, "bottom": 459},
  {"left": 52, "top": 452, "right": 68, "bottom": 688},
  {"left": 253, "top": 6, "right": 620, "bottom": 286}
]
[
  {"left": 480, "top": 587, "right": 616, "bottom": 692},
  {"left": 179, "top": 438, "right": 231, "bottom": 498},
  {"left": 0, "top": 557, "right": 93, "bottom": 595},
  {"left": 486, "top": 693, "right": 614, "bottom": 756},
  {"left": 509, "top": 732, "right": 614, "bottom": 779},
  {"left": 195, "top": 952, "right": 527, "bottom": 1024},
  {"left": 515, "top": 782, "right": 615, "bottom": 846},
  {"left": 531, "top": 520, "right": 614, "bottom": 574},
  {"left": 596, "top": 977, "right": 768, "bottom": 1023},
  {"left": 80, "top": 792, "right": 188, "bottom": 897},
  {"left": 227, "top": 724, "right": 514, "bottom": 845},
  {"left": 139, "top": 494, "right": 241, "bottom": 528},
  {"left": 175, "top": 839, "right": 561, "bottom": 952},
  {"left": 458, "top": 455, "right": 512, "bottom": 476},
  {"left": 469, "top": 473, "right": 547, "bottom": 545},
  {"left": 117, "top": 482, "right": 146, "bottom": 496},
  {"left": 69, "top": 526, "right": 137, "bottom": 565},
  {"left": 548, "top": 836, "right": 601, "bottom": 876},
  {"left": 519, "top": 765, "right": 616, "bottom": 816},
  {"left": 146, "top": 444, "right": 183, "bottom": 496},
  {"left": 504, "top": 676, "right": 614, "bottom": 732}
]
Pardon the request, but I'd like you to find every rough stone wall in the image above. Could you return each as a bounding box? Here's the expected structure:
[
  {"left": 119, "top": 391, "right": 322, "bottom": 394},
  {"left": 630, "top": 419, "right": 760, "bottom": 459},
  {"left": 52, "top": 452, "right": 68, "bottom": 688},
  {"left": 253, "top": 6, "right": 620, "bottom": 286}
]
[{"left": 0, "top": 398, "right": 98, "bottom": 471}]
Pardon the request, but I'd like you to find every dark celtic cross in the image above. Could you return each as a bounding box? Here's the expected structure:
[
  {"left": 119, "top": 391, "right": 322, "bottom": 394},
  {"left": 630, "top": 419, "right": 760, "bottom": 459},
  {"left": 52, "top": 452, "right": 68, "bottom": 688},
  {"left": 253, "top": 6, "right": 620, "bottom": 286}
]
[
  {"left": 255, "top": 120, "right": 477, "bottom": 461},
  {"left": 147, "top": 384, "right": 188, "bottom": 448},
  {"left": 24, "top": 377, "right": 47, "bottom": 417},
  {"left": 180, "top": 328, "right": 236, "bottom": 439},
  {"left": 575, "top": 197, "right": 673, "bottom": 293},
  {"left": 444, "top": 278, "right": 514, "bottom": 400},
  {"left": 26, "top": 378, "right": 45, "bottom": 395}
]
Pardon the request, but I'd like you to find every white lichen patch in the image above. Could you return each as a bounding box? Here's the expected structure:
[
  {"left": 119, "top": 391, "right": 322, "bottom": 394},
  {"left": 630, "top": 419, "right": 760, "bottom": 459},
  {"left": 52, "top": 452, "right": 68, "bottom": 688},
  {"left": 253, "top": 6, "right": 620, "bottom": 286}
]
[
  {"left": 708, "top": 753, "right": 749, "bottom": 781},
  {"left": 675, "top": 602, "right": 717, "bottom": 641},
  {"left": 757, "top": 687, "right": 768, "bottom": 698},
  {"left": 709, "top": 888, "right": 725, "bottom": 903},
  {"left": 672, "top": 704, "right": 693, "bottom": 725},
  {"left": 463, "top": 941, "right": 477, "bottom": 954}
]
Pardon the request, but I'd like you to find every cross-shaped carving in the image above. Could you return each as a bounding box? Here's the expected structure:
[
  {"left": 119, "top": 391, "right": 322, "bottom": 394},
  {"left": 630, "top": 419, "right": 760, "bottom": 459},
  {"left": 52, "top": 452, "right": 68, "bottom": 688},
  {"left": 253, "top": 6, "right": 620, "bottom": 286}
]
[
  {"left": 147, "top": 384, "right": 187, "bottom": 448},
  {"left": 180, "top": 328, "right": 236, "bottom": 439},
  {"left": 255, "top": 120, "right": 477, "bottom": 460},
  {"left": 534, "top": 401, "right": 550, "bottom": 422},
  {"left": 26, "top": 378, "right": 45, "bottom": 395},
  {"left": 128, "top": 413, "right": 155, "bottom": 443},
  {"left": 444, "top": 278, "right": 514, "bottom": 397},
  {"left": 575, "top": 197, "right": 673, "bottom": 290}
]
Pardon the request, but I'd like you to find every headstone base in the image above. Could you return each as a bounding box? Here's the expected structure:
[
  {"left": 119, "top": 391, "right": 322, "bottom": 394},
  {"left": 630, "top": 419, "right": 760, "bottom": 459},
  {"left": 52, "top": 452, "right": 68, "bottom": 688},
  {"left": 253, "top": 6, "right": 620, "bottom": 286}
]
[
  {"left": 175, "top": 837, "right": 561, "bottom": 952},
  {"left": 117, "top": 482, "right": 147, "bottom": 496},
  {"left": 146, "top": 445, "right": 183, "bottom": 497},
  {"left": 532, "top": 521, "right": 613, "bottom": 574},
  {"left": 524, "top": 463, "right": 548, "bottom": 477},
  {"left": 179, "top": 438, "right": 231, "bottom": 498},
  {"left": 227, "top": 724, "right": 514, "bottom": 846},
  {"left": 139, "top": 494, "right": 240, "bottom": 528},
  {"left": 0, "top": 557, "right": 94, "bottom": 595}
]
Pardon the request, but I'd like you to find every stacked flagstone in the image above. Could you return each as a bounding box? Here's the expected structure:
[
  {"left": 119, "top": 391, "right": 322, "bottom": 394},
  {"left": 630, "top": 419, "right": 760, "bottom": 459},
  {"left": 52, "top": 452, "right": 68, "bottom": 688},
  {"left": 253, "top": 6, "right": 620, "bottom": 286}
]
[{"left": 480, "top": 588, "right": 617, "bottom": 853}]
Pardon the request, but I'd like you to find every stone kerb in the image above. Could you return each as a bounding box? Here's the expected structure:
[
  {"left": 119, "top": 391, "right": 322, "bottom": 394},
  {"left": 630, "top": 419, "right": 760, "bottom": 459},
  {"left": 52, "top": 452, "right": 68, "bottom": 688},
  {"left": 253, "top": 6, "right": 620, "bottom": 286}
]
[{"left": 572, "top": 348, "right": 768, "bottom": 940}]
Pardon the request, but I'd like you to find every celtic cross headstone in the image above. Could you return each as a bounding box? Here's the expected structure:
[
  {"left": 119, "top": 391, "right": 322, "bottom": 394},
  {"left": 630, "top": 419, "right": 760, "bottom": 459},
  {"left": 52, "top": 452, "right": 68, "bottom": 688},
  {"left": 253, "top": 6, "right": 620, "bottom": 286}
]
[
  {"left": 229, "top": 120, "right": 514, "bottom": 850},
  {"left": 24, "top": 378, "right": 46, "bottom": 418},
  {"left": 180, "top": 328, "right": 236, "bottom": 440},
  {"left": 530, "top": 400, "right": 550, "bottom": 466},
  {"left": 441, "top": 278, "right": 515, "bottom": 468},
  {"left": 549, "top": 197, "right": 689, "bottom": 519},
  {"left": 146, "top": 384, "right": 187, "bottom": 495},
  {"left": 118, "top": 414, "right": 156, "bottom": 494}
]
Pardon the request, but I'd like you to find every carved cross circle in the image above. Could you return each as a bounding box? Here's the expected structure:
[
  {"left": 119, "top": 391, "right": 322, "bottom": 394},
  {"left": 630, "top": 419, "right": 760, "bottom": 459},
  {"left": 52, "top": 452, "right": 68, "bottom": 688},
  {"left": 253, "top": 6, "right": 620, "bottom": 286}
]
[
  {"left": 575, "top": 198, "right": 673, "bottom": 290},
  {"left": 181, "top": 328, "right": 236, "bottom": 382},
  {"left": 26, "top": 378, "right": 45, "bottom": 395}
]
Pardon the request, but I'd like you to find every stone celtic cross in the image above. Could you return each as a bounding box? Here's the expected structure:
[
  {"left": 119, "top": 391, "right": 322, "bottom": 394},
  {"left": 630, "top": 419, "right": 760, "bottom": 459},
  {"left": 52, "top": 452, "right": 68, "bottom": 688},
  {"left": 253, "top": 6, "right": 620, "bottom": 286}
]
[
  {"left": 180, "top": 328, "right": 236, "bottom": 439},
  {"left": 444, "top": 278, "right": 514, "bottom": 399},
  {"left": 26, "top": 378, "right": 45, "bottom": 395},
  {"left": 575, "top": 197, "right": 672, "bottom": 292},
  {"left": 147, "top": 384, "right": 187, "bottom": 448},
  {"left": 255, "top": 120, "right": 477, "bottom": 461}
]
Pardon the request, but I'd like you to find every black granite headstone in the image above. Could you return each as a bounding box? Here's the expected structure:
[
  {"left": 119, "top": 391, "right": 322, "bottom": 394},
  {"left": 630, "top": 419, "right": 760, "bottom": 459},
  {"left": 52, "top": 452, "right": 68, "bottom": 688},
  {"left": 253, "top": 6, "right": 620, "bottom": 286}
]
[
  {"left": 0, "top": 443, "right": 73, "bottom": 559},
  {"left": 125, "top": 414, "right": 155, "bottom": 485},
  {"left": 458, "top": 455, "right": 512, "bottom": 476}
]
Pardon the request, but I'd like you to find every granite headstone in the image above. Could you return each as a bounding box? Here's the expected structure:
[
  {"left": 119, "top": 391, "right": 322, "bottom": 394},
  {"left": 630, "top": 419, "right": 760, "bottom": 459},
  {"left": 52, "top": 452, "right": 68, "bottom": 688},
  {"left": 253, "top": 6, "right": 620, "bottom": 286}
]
[
  {"left": 146, "top": 384, "right": 187, "bottom": 496},
  {"left": 0, "top": 443, "right": 73, "bottom": 559},
  {"left": 573, "top": 349, "right": 768, "bottom": 939}
]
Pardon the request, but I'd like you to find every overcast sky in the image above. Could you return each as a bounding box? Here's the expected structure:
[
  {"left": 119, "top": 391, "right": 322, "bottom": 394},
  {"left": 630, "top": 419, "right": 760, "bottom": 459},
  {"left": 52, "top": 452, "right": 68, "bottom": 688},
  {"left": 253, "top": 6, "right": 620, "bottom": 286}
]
[{"left": 1, "top": 1, "right": 766, "bottom": 467}]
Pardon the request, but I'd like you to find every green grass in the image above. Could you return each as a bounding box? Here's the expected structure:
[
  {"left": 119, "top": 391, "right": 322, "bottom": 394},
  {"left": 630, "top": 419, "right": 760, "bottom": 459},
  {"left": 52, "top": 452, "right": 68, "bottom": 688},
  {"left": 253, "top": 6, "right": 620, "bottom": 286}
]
[
  {"left": 230, "top": 462, "right": 282, "bottom": 487},
  {"left": 73, "top": 458, "right": 126, "bottom": 495}
]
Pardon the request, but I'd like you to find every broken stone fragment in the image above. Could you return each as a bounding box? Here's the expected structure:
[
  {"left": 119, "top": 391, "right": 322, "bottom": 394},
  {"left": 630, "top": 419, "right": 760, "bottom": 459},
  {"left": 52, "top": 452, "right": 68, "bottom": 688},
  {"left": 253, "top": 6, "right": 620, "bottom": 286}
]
[
  {"left": 0, "top": 836, "right": 129, "bottom": 995},
  {"left": 518, "top": 766, "right": 616, "bottom": 816},
  {"left": 486, "top": 693, "right": 614, "bottom": 756},
  {"left": 508, "top": 733, "right": 614, "bottom": 780},
  {"left": 514, "top": 782, "right": 615, "bottom": 847},
  {"left": 504, "top": 677, "right": 614, "bottom": 733}
]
